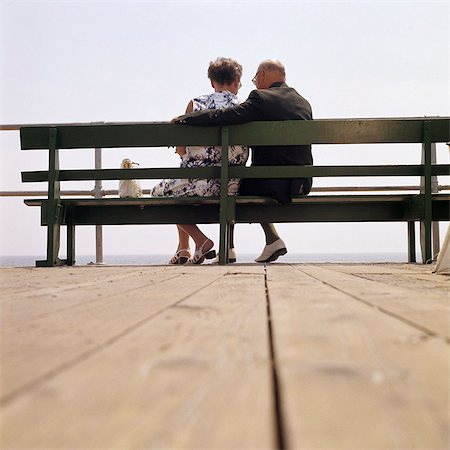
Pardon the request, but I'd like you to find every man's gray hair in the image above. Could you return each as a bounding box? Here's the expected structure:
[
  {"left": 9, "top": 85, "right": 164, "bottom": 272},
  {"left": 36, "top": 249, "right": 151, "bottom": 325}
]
[{"left": 259, "top": 59, "right": 286, "bottom": 79}]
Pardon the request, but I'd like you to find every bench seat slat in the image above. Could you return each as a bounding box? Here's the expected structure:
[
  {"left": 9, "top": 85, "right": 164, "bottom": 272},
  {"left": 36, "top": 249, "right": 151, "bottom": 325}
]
[
  {"left": 24, "top": 194, "right": 449, "bottom": 225},
  {"left": 24, "top": 194, "right": 450, "bottom": 207}
]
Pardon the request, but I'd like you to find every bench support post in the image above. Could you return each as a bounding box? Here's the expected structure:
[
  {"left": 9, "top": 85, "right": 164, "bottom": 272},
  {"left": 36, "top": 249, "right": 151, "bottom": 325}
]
[
  {"left": 430, "top": 143, "right": 440, "bottom": 260},
  {"left": 67, "top": 224, "right": 75, "bottom": 266},
  {"left": 407, "top": 221, "right": 416, "bottom": 263},
  {"left": 219, "top": 127, "right": 229, "bottom": 265},
  {"left": 94, "top": 147, "right": 104, "bottom": 264},
  {"left": 420, "top": 122, "right": 433, "bottom": 263},
  {"left": 36, "top": 128, "right": 62, "bottom": 267}
]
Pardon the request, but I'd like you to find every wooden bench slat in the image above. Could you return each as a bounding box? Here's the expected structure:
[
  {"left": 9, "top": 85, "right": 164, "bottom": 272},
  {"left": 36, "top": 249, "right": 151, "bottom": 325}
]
[
  {"left": 24, "top": 193, "right": 450, "bottom": 207},
  {"left": 24, "top": 194, "right": 449, "bottom": 227},
  {"left": 22, "top": 167, "right": 221, "bottom": 183},
  {"left": 20, "top": 123, "right": 222, "bottom": 150},
  {"left": 20, "top": 118, "right": 450, "bottom": 150},
  {"left": 20, "top": 164, "right": 450, "bottom": 183}
]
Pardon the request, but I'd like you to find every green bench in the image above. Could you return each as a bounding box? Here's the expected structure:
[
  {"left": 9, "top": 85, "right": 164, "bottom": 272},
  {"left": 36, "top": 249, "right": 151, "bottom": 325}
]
[{"left": 20, "top": 118, "right": 450, "bottom": 266}]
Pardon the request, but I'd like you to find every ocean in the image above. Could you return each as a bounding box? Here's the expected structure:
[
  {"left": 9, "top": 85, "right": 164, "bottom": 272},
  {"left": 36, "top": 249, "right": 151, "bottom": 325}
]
[{"left": 0, "top": 253, "right": 410, "bottom": 267}]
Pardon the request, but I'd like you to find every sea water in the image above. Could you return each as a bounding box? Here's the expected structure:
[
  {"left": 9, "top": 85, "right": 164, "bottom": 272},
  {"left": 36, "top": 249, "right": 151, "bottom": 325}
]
[{"left": 0, "top": 253, "right": 410, "bottom": 267}]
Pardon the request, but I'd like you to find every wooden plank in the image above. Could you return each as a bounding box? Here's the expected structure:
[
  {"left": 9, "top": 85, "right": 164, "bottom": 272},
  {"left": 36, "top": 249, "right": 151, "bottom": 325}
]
[
  {"left": 267, "top": 264, "right": 449, "bottom": 449},
  {"left": 22, "top": 167, "right": 221, "bottom": 182},
  {"left": 20, "top": 118, "right": 450, "bottom": 150},
  {"left": 23, "top": 165, "right": 450, "bottom": 183},
  {"left": 0, "top": 266, "right": 273, "bottom": 449},
  {"left": 21, "top": 193, "right": 450, "bottom": 207},
  {"left": 317, "top": 263, "right": 429, "bottom": 274},
  {"left": 0, "top": 266, "right": 147, "bottom": 300},
  {"left": 0, "top": 267, "right": 222, "bottom": 401},
  {"left": 322, "top": 264, "right": 449, "bottom": 296},
  {"left": 0, "top": 267, "right": 174, "bottom": 329},
  {"left": 20, "top": 123, "right": 222, "bottom": 149},
  {"left": 299, "top": 264, "right": 449, "bottom": 339},
  {"left": 230, "top": 117, "right": 450, "bottom": 145},
  {"left": 327, "top": 262, "right": 448, "bottom": 277}
]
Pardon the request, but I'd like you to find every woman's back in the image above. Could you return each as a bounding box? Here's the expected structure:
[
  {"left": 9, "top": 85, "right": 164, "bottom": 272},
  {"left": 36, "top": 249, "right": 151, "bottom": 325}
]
[{"left": 185, "top": 91, "right": 247, "bottom": 166}]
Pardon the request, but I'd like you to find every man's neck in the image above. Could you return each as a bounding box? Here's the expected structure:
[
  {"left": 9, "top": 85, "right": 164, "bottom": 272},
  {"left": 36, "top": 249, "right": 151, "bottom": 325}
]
[{"left": 269, "top": 81, "right": 285, "bottom": 88}]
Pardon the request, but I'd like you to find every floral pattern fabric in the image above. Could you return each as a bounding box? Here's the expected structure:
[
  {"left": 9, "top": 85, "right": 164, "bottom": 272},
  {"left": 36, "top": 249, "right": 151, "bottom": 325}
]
[{"left": 151, "top": 91, "right": 248, "bottom": 197}]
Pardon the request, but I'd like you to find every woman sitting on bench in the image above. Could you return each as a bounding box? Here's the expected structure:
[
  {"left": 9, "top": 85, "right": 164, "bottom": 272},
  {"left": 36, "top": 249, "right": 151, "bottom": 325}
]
[{"left": 151, "top": 57, "right": 248, "bottom": 264}]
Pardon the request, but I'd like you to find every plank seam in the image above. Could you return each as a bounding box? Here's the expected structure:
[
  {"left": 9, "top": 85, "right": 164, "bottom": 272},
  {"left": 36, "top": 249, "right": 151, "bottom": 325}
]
[
  {"left": 264, "top": 265, "right": 289, "bottom": 450},
  {"left": 295, "top": 266, "right": 449, "bottom": 344},
  {"left": 350, "top": 272, "right": 449, "bottom": 293},
  {"left": 0, "top": 273, "right": 226, "bottom": 407}
]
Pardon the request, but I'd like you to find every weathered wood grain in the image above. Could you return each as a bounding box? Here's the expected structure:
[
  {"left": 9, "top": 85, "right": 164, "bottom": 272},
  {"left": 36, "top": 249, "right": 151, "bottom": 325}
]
[
  {"left": 300, "top": 265, "right": 449, "bottom": 339},
  {"left": 323, "top": 263, "right": 449, "bottom": 296},
  {"left": 1, "top": 266, "right": 174, "bottom": 329},
  {"left": 0, "top": 267, "right": 223, "bottom": 401},
  {"left": 0, "top": 265, "right": 146, "bottom": 299},
  {"left": 1, "top": 264, "right": 448, "bottom": 450},
  {"left": 0, "top": 266, "right": 273, "bottom": 449},
  {"left": 267, "top": 264, "right": 449, "bottom": 449}
]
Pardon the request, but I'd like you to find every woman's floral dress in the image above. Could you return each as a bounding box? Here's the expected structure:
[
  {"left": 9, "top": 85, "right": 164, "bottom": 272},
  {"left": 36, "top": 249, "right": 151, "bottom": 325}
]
[{"left": 151, "top": 91, "right": 248, "bottom": 197}]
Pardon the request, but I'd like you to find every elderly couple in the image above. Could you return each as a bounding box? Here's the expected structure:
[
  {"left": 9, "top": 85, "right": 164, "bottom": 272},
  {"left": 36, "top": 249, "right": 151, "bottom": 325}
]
[{"left": 151, "top": 58, "right": 313, "bottom": 264}]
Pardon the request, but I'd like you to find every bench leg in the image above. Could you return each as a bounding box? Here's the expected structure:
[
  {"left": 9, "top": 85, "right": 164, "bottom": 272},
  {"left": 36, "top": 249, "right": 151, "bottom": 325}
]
[
  {"left": 218, "top": 220, "right": 229, "bottom": 265},
  {"left": 407, "top": 221, "right": 416, "bottom": 263},
  {"left": 420, "top": 125, "right": 433, "bottom": 264},
  {"left": 36, "top": 216, "right": 61, "bottom": 267},
  {"left": 67, "top": 224, "right": 75, "bottom": 266},
  {"left": 432, "top": 221, "right": 440, "bottom": 261},
  {"left": 36, "top": 129, "right": 63, "bottom": 267},
  {"left": 420, "top": 220, "right": 433, "bottom": 264}
]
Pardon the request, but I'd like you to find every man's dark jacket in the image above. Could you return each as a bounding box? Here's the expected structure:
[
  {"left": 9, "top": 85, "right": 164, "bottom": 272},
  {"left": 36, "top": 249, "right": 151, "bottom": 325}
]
[{"left": 176, "top": 82, "right": 313, "bottom": 204}]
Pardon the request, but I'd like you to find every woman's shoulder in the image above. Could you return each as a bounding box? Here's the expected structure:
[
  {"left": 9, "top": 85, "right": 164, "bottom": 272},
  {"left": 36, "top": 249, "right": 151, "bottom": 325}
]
[
  {"left": 192, "top": 91, "right": 239, "bottom": 110},
  {"left": 192, "top": 93, "right": 213, "bottom": 110},
  {"left": 192, "top": 93, "right": 211, "bottom": 103}
]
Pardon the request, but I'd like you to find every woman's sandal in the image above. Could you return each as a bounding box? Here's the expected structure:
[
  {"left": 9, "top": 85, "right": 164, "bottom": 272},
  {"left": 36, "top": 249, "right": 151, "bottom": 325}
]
[
  {"left": 169, "top": 249, "right": 191, "bottom": 265},
  {"left": 188, "top": 239, "right": 216, "bottom": 265}
]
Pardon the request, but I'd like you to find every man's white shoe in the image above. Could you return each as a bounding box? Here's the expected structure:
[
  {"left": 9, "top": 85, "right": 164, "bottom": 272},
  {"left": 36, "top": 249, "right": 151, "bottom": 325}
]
[
  {"left": 212, "top": 247, "right": 237, "bottom": 264},
  {"left": 255, "top": 239, "right": 287, "bottom": 263}
]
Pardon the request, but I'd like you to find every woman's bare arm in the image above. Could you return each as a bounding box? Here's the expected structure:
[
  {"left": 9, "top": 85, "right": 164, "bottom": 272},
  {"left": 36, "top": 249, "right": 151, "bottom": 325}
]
[{"left": 175, "top": 100, "right": 194, "bottom": 157}]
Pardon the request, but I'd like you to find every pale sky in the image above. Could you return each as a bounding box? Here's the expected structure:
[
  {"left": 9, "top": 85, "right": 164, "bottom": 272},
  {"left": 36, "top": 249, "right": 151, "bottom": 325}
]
[{"left": 0, "top": 0, "right": 449, "bottom": 260}]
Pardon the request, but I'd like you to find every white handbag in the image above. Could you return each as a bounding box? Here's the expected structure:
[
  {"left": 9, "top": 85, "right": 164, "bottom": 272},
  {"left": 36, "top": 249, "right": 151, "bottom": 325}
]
[{"left": 119, "top": 158, "right": 143, "bottom": 198}]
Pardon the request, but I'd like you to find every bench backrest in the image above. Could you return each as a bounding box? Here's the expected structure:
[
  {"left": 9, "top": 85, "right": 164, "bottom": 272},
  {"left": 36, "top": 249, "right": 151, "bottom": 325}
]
[{"left": 20, "top": 117, "right": 450, "bottom": 183}]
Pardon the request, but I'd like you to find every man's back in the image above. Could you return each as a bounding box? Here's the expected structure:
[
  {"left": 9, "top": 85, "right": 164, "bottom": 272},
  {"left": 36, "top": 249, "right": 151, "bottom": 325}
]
[
  {"left": 250, "top": 83, "right": 312, "bottom": 121},
  {"left": 246, "top": 82, "right": 313, "bottom": 168}
]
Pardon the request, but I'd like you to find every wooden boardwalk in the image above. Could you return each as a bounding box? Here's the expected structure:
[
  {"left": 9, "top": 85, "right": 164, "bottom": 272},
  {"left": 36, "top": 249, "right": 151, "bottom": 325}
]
[{"left": 0, "top": 263, "right": 448, "bottom": 449}]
